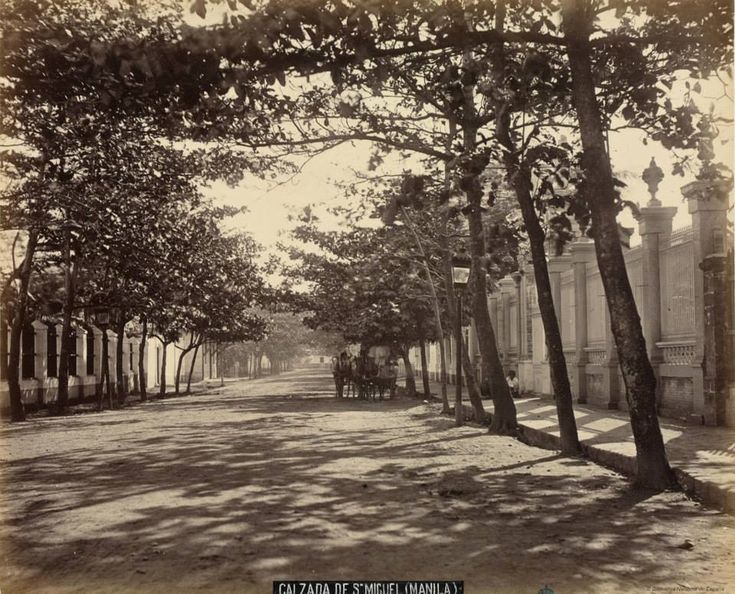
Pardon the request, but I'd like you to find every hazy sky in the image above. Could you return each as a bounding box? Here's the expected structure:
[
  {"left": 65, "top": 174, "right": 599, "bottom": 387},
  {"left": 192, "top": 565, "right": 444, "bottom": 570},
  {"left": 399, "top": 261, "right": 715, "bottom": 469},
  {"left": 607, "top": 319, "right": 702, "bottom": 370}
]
[
  {"left": 185, "top": 2, "right": 733, "bottom": 262},
  {"left": 206, "top": 81, "right": 733, "bottom": 261}
]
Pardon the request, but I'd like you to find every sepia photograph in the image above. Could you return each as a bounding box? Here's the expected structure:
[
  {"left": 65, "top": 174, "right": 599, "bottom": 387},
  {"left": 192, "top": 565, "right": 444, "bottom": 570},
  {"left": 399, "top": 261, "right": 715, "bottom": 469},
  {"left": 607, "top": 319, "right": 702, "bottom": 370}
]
[{"left": 0, "top": 0, "right": 733, "bottom": 592}]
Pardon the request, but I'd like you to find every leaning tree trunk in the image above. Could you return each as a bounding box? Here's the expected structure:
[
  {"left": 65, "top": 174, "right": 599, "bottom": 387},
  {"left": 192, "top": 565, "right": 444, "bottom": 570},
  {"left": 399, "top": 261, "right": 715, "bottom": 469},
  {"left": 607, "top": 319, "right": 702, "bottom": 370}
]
[
  {"left": 457, "top": 38, "right": 516, "bottom": 430},
  {"left": 466, "top": 201, "right": 518, "bottom": 434},
  {"left": 115, "top": 315, "right": 127, "bottom": 404},
  {"left": 437, "top": 126, "right": 486, "bottom": 421},
  {"left": 490, "top": 0, "right": 580, "bottom": 452},
  {"left": 138, "top": 315, "right": 148, "bottom": 402},
  {"left": 159, "top": 340, "right": 168, "bottom": 398},
  {"left": 6, "top": 230, "right": 38, "bottom": 422},
  {"left": 419, "top": 336, "right": 431, "bottom": 398},
  {"left": 186, "top": 342, "right": 201, "bottom": 393},
  {"left": 562, "top": 0, "right": 674, "bottom": 489},
  {"left": 513, "top": 170, "right": 582, "bottom": 455},
  {"left": 401, "top": 206, "right": 450, "bottom": 412},
  {"left": 440, "top": 221, "right": 486, "bottom": 420},
  {"left": 174, "top": 335, "right": 195, "bottom": 395},
  {"left": 401, "top": 347, "right": 417, "bottom": 398},
  {"left": 56, "top": 230, "right": 79, "bottom": 414}
]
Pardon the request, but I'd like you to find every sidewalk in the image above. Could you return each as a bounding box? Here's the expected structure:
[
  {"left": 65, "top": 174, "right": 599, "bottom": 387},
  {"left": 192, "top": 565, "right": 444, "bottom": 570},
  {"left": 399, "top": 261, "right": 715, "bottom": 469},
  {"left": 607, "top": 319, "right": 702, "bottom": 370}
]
[{"left": 424, "top": 379, "right": 735, "bottom": 515}]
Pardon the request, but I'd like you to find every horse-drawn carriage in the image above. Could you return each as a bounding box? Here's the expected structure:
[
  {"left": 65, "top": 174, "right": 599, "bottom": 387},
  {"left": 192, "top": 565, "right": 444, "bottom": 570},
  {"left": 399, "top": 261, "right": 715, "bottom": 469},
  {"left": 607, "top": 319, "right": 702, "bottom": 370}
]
[{"left": 331, "top": 349, "right": 398, "bottom": 400}]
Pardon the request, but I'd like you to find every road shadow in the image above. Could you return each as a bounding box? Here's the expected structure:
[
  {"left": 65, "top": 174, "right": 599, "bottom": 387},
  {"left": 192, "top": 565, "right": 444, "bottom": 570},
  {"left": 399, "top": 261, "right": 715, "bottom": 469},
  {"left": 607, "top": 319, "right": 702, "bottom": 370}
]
[{"left": 1, "top": 369, "right": 733, "bottom": 594}]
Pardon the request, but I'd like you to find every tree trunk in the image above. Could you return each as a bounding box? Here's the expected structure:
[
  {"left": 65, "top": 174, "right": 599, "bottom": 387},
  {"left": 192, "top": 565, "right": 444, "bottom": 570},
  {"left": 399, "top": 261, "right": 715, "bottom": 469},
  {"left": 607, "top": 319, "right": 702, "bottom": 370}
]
[
  {"left": 6, "top": 230, "right": 38, "bottom": 422},
  {"left": 438, "top": 133, "right": 486, "bottom": 421},
  {"left": 458, "top": 37, "right": 515, "bottom": 431},
  {"left": 419, "top": 336, "right": 431, "bottom": 398},
  {"left": 514, "top": 175, "right": 582, "bottom": 455},
  {"left": 174, "top": 335, "right": 195, "bottom": 395},
  {"left": 441, "top": 231, "right": 486, "bottom": 420},
  {"left": 401, "top": 347, "right": 416, "bottom": 398},
  {"left": 138, "top": 316, "right": 147, "bottom": 402},
  {"left": 401, "top": 206, "right": 450, "bottom": 412},
  {"left": 466, "top": 204, "right": 518, "bottom": 433},
  {"left": 186, "top": 342, "right": 201, "bottom": 393},
  {"left": 562, "top": 0, "right": 674, "bottom": 489},
  {"left": 115, "top": 315, "right": 127, "bottom": 404},
  {"left": 488, "top": 0, "right": 580, "bottom": 451},
  {"left": 56, "top": 230, "right": 79, "bottom": 414},
  {"left": 159, "top": 340, "right": 168, "bottom": 398}
]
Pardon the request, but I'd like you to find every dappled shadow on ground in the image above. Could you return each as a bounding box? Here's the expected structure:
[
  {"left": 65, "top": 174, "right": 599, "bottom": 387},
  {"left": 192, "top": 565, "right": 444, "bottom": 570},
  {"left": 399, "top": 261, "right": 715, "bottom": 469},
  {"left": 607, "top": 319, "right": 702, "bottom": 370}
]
[
  {"left": 1, "top": 370, "right": 733, "bottom": 594},
  {"left": 516, "top": 396, "right": 735, "bottom": 493}
]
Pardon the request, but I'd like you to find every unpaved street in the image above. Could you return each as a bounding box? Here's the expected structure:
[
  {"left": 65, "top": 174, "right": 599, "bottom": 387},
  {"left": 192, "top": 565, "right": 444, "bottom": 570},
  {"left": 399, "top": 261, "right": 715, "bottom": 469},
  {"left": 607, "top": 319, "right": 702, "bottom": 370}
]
[{"left": 1, "top": 369, "right": 733, "bottom": 594}]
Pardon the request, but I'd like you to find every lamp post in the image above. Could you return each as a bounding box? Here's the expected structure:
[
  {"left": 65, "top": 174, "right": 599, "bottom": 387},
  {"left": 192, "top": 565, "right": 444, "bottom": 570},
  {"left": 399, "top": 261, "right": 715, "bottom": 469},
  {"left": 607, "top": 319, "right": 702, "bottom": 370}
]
[{"left": 451, "top": 252, "right": 471, "bottom": 427}]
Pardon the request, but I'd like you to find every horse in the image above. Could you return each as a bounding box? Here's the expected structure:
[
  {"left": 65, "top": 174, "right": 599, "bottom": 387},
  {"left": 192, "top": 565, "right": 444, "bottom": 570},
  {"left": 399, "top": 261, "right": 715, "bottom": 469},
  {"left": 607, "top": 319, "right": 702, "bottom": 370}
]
[
  {"left": 353, "top": 353, "right": 379, "bottom": 400},
  {"left": 373, "top": 361, "right": 398, "bottom": 400},
  {"left": 331, "top": 353, "right": 354, "bottom": 398}
]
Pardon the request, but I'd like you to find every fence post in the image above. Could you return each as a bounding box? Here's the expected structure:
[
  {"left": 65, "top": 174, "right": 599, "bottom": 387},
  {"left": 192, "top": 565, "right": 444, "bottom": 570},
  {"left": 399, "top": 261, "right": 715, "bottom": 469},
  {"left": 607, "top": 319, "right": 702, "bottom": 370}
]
[
  {"left": 92, "top": 325, "right": 103, "bottom": 394},
  {"left": 512, "top": 271, "right": 523, "bottom": 365},
  {"left": 499, "top": 277, "right": 515, "bottom": 366},
  {"left": 31, "top": 320, "right": 47, "bottom": 382},
  {"left": 683, "top": 169, "right": 730, "bottom": 425},
  {"left": 570, "top": 240, "right": 595, "bottom": 403},
  {"left": 108, "top": 330, "right": 118, "bottom": 395},
  {"left": 636, "top": 162, "right": 676, "bottom": 409},
  {"left": 700, "top": 255, "right": 729, "bottom": 425},
  {"left": 681, "top": 179, "right": 728, "bottom": 425},
  {"left": 31, "top": 320, "right": 47, "bottom": 406},
  {"left": 75, "top": 326, "right": 87, "bottom": 398}
]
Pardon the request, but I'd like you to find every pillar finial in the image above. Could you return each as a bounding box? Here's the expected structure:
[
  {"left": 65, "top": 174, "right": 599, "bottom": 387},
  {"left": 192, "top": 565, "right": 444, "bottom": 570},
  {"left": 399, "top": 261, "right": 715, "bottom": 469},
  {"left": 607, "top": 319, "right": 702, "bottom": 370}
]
[{"left": 642, "top": 157, "right": 664, "bottom": 206}]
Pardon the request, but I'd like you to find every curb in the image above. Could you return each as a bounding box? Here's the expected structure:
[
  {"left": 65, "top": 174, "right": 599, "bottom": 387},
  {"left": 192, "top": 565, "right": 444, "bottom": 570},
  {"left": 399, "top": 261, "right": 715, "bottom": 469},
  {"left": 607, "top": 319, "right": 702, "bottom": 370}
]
[{"left": 515, "top": 422, "right": 734, "bottom": 516}]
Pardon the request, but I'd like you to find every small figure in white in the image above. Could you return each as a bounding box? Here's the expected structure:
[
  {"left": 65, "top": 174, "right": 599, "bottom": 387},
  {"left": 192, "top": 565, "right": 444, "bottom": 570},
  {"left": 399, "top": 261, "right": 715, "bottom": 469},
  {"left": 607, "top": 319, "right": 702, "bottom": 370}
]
[{"left": 506, "top": 369, "right": 520, "bottom": 399}]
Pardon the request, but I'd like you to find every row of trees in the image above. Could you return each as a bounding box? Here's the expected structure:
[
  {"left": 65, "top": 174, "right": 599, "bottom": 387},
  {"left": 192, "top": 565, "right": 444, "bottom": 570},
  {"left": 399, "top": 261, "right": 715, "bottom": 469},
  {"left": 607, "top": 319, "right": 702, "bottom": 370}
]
[
  {"left": 220, "top": 312, "right": 347, "bottom": 378},
  {"left": 215, "top": 0, "right": 730, "bottom": 490},
  {"left": 0, "top": 1, "right": 271, "bottom": 420},
  {"left": 1, "top": 0, "right": 731, "bottom": 491}
]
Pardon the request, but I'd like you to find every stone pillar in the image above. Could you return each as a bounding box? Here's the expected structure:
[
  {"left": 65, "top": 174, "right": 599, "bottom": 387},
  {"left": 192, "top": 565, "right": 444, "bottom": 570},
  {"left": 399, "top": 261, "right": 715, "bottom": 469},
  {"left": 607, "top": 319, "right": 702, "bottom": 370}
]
[
  {"left": 121, "top": 335, "right": 131, "bottom": 393},
  {"left": 700, "top": 255, "right": 729, "bottom": 425},
  {"left": 468, "top": 319, "right": 480, "bottom": 382},
  {"left": 570, "top": 240, "right": 595, "bottom": 403},
  {"left": 54, "top": 323, "right": 63, "bottom": 378},
  {"left": 637, "top": 203, "right": 676, "bottom": 362},
  {"left": 92, "top": 326, "right": 104, "bottom": 391},
  {"left": 499, "top": 278, "right": 515, "bottom": 364},
  {"left": 683, "top": 174, "right": 729, "bottom": 421},
  {"left": 75, "top": 326, "right": 86, "bottom": 374},
  {"left": 108, "top": 331, "right": 118, "bottom": 394},
  {"left": 512, "top": 271, "right": 523, "bottom": 362},
  {"left": 30, "top": 321, "right": 47, "bottom": 406},
  {"left": 548, "top": 255, "right": 571, "bottom": 325},
  {"left": 129, "top": 338, "right": 140, "bottom": 393},
  {"left": 31, "top": 320, "right": 47, "bottom": 381},
  {"left": 75, "top": 326, "right": 87, "bottom": 398}
]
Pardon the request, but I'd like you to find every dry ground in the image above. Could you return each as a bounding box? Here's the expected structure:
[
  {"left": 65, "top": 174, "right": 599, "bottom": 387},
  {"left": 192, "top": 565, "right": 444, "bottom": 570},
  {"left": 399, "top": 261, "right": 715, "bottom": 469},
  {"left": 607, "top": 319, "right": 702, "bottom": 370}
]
[{"left": 1, "top": 368, "right": 733, "bottom": 594}]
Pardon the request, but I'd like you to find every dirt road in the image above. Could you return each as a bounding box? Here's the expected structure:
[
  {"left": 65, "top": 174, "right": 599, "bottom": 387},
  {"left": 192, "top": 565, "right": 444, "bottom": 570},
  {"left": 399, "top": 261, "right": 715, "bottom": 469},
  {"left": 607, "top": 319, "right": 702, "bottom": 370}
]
[{"left": 1, "top": 368, "right": 733, "bottom": 593}]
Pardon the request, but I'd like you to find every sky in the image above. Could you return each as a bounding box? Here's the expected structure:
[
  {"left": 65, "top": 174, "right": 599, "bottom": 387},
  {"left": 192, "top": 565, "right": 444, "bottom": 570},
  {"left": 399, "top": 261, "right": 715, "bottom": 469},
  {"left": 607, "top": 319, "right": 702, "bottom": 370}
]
[
  {"left": 184, "top": 1, "right": 733, "bottom": 262},
  {"left": 204, "top": 79, "right": 733, "bottom": 263}
]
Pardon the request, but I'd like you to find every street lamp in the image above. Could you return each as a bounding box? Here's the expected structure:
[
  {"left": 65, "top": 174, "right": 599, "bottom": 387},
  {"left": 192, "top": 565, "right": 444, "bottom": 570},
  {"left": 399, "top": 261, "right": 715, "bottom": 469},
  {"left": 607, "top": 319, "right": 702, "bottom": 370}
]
[{"left": 451, "top": 251, "right": 471, "bottom": 427}]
